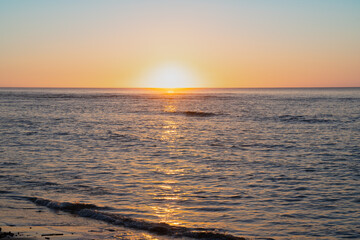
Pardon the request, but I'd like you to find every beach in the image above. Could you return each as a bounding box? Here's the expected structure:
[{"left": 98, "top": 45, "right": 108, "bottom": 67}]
[
  {"left": 0, "top": 202, "right": 185, "bottom": 240},
  {"left": 0, "top": 197, "right": 251, "bottom": 240}
]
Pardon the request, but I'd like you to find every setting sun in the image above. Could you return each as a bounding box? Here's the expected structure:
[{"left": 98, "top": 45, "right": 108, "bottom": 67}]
[
  {"left": 1, "top": 1, "right": 360, "bottom": 239},
  {"left": 138, "top": 63, "right": 203, "bottom": 89}
]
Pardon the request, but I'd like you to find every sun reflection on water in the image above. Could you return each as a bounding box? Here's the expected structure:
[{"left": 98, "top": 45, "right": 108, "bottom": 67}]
[
  {"left": 160, "top": 120, "right": 178, "bottom": 143},
  {"left": 160, "top": 169, "right": 185, "bottom": 175},
  {"left": 163, "top": 103, "right": 176, "bottom": 113},
  {"left": 150, "top": 108, "right": 188, "bottom": 227},
  {"left": 151, "top": 175, "right": 184, "bottom": 225},
  {"left": 138, "top": 233, "right": 161, "bottom": 240},
  {"left": 151, "top": 204, "right": 182, "bottom": 226}
]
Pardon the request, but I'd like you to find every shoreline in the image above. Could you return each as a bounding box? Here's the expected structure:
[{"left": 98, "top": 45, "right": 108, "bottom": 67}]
[
  {"left": 0, "top": 225, "right": 181, "bottom": 240},
  {"left": 0, "top": 196, "right": 255, "bottom": 240},
  {"left": 1, "top": 226, "right": 77, "bottom": 240}
]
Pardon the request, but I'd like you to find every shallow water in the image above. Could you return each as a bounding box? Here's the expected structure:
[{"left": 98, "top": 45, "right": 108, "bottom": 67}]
[{"left": 0, "top": 88, "right": 359, "bottom": 239}]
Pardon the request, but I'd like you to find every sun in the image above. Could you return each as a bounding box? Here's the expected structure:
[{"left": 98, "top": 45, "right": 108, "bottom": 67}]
[{"left": 139, "top": 63, "right": 202, "bottom": 89}]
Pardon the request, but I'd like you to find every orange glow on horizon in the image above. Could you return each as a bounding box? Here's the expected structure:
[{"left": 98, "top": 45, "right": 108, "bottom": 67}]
[
  {"left": 136, "top": 63, "right": 205, "bottom": 89},
  {"left": 1, "top": 1, "right": 359, "bottom": 88}
]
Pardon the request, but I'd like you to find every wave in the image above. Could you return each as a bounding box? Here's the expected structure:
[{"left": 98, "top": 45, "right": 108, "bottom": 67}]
[
  {"left": 277, "top": 115, "right": 333, "bottom": 123},
  {"left": 26, "top": 197, "right": 255, "bottom": 240},
  {"left": 165, "top": 111, "right": 218, "bottom": 117}
]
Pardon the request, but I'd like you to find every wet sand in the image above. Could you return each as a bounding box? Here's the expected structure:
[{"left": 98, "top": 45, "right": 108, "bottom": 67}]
[
  {"left": 1, "top": 225, "right": 117, "bottom": 240},
  {"left": 0, "top": 225, "right": 171, "bottom": 240},
  {"left": 0, "top": 197, "right": 254, "bottom": 240},
  {"left": 0, "top": 198, "right": 251, "bottom": 240},
  {"left": 0, "top": 198, "right": 179, "bottom": 240}
]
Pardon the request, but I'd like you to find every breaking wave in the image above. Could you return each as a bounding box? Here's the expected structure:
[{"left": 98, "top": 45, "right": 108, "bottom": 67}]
[{"left": 27, "top": 197, "right": 254, "bottom": 240}]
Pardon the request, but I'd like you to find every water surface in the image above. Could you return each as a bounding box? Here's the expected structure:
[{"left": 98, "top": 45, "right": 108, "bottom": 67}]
[{"left": 0, "top": 88, "right": 359, "bottom": 239}]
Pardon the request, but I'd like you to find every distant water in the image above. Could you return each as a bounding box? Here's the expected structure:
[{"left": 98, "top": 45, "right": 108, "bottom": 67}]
[{"left": 0, "top": 88, "right": 359, "bottom": 239}]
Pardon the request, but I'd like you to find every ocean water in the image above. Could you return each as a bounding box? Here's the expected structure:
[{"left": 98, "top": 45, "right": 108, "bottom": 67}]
[{"left": 0, "top": 88, "right": 359, "bottom": 239}]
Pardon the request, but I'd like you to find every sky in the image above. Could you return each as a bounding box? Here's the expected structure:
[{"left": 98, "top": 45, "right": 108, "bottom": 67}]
[{"left": 0, "top": 0, "right": 360, "bottom": 88}]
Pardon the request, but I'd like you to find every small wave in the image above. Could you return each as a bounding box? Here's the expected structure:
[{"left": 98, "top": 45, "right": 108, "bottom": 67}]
[
  {"left": 0, "top": 190, "right": 12, "bottom": 194},
  {"left": 277, "top": 115, "right": 332, "bottom": 123},
  {"left": 165, "top": 111, "right": 218, "bottom": 117},
  {"left": 195, "top": 207, "right": 231, "bottom": 212},
  {"left": 27, "top": 197, "right": 251, "bottom": 240},
  {"left": 28, "top": 197, "right": 98, "bottom": 210},
  {"left": 53, "top": 132, "right": 70, "bottom": 136},
  {"left": 106, "top": 131, "right": 138, "bottom": 142},
  {"left": 24, "top": 131, "right": 38, "bottom": 136},
  {"left": 230, "top": 143, "right": 290, "bottom": 151},
  {"left": 1, "top": 162, "right": 19, "bottom": 166}
]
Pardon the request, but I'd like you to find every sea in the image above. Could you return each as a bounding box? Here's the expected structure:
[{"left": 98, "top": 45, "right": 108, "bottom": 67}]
[{"left": 0, "top": 87, "right": 359, "bottom": 240}]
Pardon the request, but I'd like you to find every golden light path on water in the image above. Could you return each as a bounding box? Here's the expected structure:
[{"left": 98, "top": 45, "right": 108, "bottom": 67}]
[{"left": 155, "top": 102, "right": 183, "bottom": 226}]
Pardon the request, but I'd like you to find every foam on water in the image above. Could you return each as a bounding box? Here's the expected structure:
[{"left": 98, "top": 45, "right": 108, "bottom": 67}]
[{"left": 27, "top": 197, "right": 252, "bottom": 240}]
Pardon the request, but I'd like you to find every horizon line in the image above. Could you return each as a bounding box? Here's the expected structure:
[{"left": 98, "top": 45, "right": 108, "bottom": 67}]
[{"left": 1, "top": 86, "right": 360, "bottom": 90}]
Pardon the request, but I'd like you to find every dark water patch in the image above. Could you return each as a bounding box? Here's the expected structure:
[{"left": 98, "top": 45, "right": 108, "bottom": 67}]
[
  {"left": 42, "top": 182, "right": 60, "bottom": 186},
  {"left": 194, "top": 207, "right": 231, "bottom": 212},
  {"left": 8, "top": 119, "right": 39, "bottom": 128},
  {"left": 276, "top": 115, "right": 334, "bottom": 124},
  {"left": 15, "top": 119, "right": 35, "bottom": 125},
  {"left": 208, "top": 195, "right": 243, "bottom": 200},
  {"left": 230, "top": 143, "right": 291, "bottom": 151},
  {"left": 0, "top": 162, "right": 19, "bottom": 166},
  {"left": 24, "top": 131, "right": 38, "bottom": 136},
  {"left": 264, "top": 175, "right": 298, "bottom": 182},
  {"left": 53, "top": 132, "right": 70, "bottom": 136},
  {"left": 0, "top": 190, "right": 12, "bottom": 194},
  {"left": 304, "top": 168, "right": 317, "bottom": 172},
  {"left": 145, "top": 94, "right": 238, "bottom": 101},
  {"left": 228, "top": 195, "right": 243, "bottom": 199},
  {"left": 27, "top": 197, "right": 250, "bottom": 240},
  {"left": 106, "top": 131, "right": 138, "bottom": 142},
  {"left": 321, "top": 198, "right": 340, "bottom": 202},
  {"left": 182, "top": 111, "right": 218, "bottom": 117},
  {"left": 281, "top": 213, "right": 307, "bottom": 219},
  {"left": 164, "top": 111, "right": 218, "bottom": 117}
]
